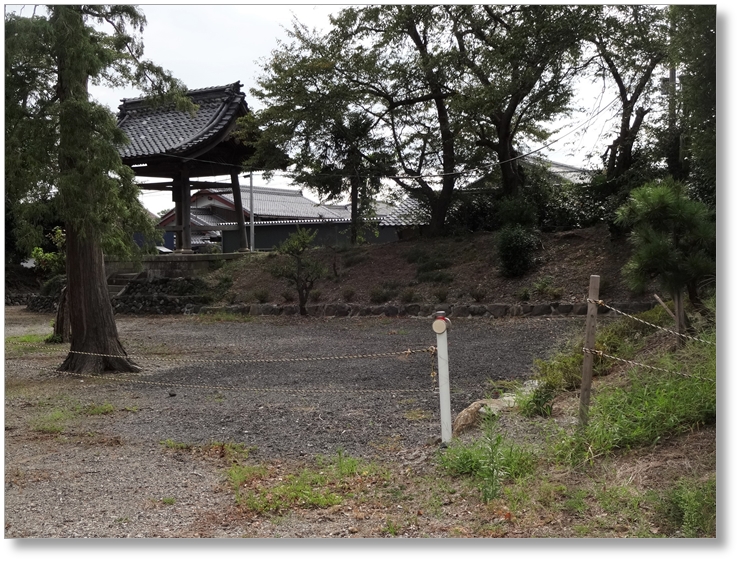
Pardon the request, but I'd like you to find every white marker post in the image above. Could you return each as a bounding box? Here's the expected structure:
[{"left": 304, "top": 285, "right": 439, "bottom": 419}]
[{"left": 432, "top": 311, "right": 452, "bottom": 444}]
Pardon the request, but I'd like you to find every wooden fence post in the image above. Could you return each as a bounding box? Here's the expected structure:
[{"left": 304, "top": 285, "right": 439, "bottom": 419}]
[{"left": 579, "top": 275, "right": 600, "bottom": 427}]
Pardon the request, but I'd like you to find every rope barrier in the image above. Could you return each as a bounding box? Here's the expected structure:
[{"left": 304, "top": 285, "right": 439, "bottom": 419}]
[
  {"left": 582, "top": 347, "right": 714, "bottom": 382},
  {"left": 587, "top": 298, "right": 716, "bottom": 346},
  {"left": 5, "top": 343, "right": 437, "bottom": 364},
  {"left": 4, "top": 360, "right": 440, "bottom": 396}
]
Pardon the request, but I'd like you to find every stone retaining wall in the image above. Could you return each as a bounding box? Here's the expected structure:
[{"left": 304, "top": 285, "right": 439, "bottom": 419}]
[
  {"left": 200, "top": 300, "right": 656, "bottom": 319},
  {"left": 10, "top": 279, "right": 656, "bottom": 319}
]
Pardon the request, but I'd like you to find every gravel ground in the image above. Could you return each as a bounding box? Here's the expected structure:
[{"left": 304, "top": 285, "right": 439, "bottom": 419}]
[{"left": 4, "top": 307, "right": 583, "bottom": 538}]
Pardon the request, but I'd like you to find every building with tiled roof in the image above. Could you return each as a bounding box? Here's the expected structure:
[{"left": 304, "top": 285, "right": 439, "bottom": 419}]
[
  {"left": 117, "top": 81, "right": 255, "bottom": 252},
  {"left": 155, "top": 184, "right": 424, "bottom": 251}
]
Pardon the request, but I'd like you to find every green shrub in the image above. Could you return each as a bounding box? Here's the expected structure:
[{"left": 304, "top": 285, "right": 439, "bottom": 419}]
[
  {"left": 470, "top": 286, "right": 487, "bottom": 302},
  {"left": 370, "top": 287, "right": 391, "bottom": 304},
  {"left": 417, "top": 270, "right": 454, "bottom": 284},
  {"left": 497, "top": 226, "right": 539, "bottom": 277},
  {"left": 253, "top": 288, "right": 270, "bottom": 303},
  {"left": 400, "top": 289, "right": 417, "bottom": 303},
  {"left": 433, "top": 288, "right": 448, "bottom": 303},
  {"left": 309, "top": 289, "right": 322, "bottom": 302},
  {"left": 40, "top": 274, "right": 67, "bottom": 297},
  {"left": 495, "top": 196, "right": 538, "bottom": 229}
]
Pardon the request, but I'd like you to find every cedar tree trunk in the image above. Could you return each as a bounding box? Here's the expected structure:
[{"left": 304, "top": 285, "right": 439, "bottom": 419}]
[{"left": 59, "top": 225, "right": 140, "bottom": 373}]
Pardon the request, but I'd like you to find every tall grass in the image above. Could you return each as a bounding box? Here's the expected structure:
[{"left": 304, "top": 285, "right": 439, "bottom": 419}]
[{"left": 554, "top": 300, "right": 716, "bottom": 464}]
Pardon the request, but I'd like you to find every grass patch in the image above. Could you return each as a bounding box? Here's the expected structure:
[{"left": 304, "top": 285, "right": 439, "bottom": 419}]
[
  {"left": 232, "top": 450, "right": 385, "bottom": 514},
  {"left": 30, "top": 401, "right": 117, "bottom": 433},
  {"left": 5, "top": 334, "right": 63, "bottom": 355},
  {"left": 552, "top": 301, "right": 716, "bottom": 465},
  {"left": 195, "top": 310, "right": 255, "bottom": 323},
  {"left": 160, "top": 439, "right": 192, "bottom": 450}
]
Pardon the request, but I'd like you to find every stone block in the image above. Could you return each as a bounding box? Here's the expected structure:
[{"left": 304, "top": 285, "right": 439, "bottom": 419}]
[{"left": 486, "top": 304, "right": 509, "bottom": 318}]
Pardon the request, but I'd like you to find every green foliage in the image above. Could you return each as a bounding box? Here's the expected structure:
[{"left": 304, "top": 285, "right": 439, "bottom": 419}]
[
  {"left": 400, "top": 289, "right": 417, "bottom": 304},
  {"left": 40, "top": 274, "right": 67, "bottom": 297},
  {"left": 341, "top": 288, "right": 355, "bottom": 302},
  {"left": 269, "top": 228, "right": 327, "bottom": 315},
  {"left": 615, "top": 179, "right": 715, "bottom": 301},
  {"left": 662, "top": 477, "right": 716, "bottom": 538},
  {"left": 668, "top": 5, "right": 716, "bottom": 207},
  {"left": 531, "top": 276, "right": 563, "bottom": 300},
  {"left": 497, "top": 226, "right": 539, "bottom": 277},
  {"left": 30, "top": 227, "right": 66, "bottom": 276},
  {"left": 517, "top": 383, "right": 557, "bottom": 418},
  {"left": 495, "top": 196, "right": 538, "bottom": 229}
]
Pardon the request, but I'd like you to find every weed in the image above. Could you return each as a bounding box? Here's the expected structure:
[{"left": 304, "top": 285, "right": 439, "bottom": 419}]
[
  {"left": 309, "top": 289, "right": 322, "bottom": 302},
  {"left": 403, "top": 409, "right": 431, "bottom": 421},
  {"left": 382, "top": 519, "right": 401, "bottom": 536},
  {"left": 281, "top": 290, "right": 295, "bottom": 303},
  {"left": 228, "top": 464, "right": 268, "bottom": 500},
  {"left": 516, "top": 382, "right": 556, "bottom": 418},
  {"left": 160, "top": 439, "right": 191, "bottom": 450},
  {"left": 240, "top": 469, "right": 341, "bottom": 512},
  {"left": 161, "top": 497, "right": 176, "bottom": 505},
  {"left": 438, "top": 414, "right": 536, "bottom": 503},
  {"left": 563, "top": 489, "right": 589, "bottom": 516},
  {"left": 342, "top": 288, "right": 356, "bottom": 302},
  {"left": 515, "top": 287, "right": 530, "bottom": 301},
  {"left": 85, "top": 402, "right": 115, "bottom": 416}
]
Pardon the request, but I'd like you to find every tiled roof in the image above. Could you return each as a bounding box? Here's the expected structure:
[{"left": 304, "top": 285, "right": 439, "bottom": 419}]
[
  {"left": 116, "top": 82, "right": 247, "bottom": 160},
  {"left": 219, "top": 186, "right": 348, "bottom": 220}
]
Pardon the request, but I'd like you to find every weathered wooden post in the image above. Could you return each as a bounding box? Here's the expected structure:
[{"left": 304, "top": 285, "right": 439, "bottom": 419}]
[
  {"left": 579, "top": 275, "right": 600, "bottom": 427},
  {"left": 433, "top": 311, "right": 452, "bottom": 444}
]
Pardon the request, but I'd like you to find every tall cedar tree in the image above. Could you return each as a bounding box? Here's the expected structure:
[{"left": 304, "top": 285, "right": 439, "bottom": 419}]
[{"left": 6, "top": 6, "right": 190, "bottom": 373}]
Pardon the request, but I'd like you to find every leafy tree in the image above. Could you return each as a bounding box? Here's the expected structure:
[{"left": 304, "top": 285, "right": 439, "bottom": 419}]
[
  {"left": 269, "top": 227, "right": 327, "bottom": 316},
  {"left": 247, "top": 30, "right": 394, "bottom": 245},
  {"left": 445, "top": 4, "right": 593, "bottom": 198},
  {"left": 585, "top": 6, "right": 669, "bottom": 201},
  {"left": 615, "top": 178, "right": 715, "bottom": 344},
  {"left": 5, "top": 6, "right": 190, "bottom": 373},
  {"left": 668, "top": 5, "right": 716, "bottom": 208},
  {"left": 251, "top": 6, "right": 490, "bottom": 235}
]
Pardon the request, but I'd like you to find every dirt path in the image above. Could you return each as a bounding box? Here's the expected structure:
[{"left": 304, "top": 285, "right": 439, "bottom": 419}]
[{"left": 5, "top": 306, "right": 582, "bottom": 538}]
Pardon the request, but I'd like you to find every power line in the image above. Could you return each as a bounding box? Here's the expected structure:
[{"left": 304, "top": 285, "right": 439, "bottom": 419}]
[{"left": 135, "top": 96, "right": 619, "bottom": 185}]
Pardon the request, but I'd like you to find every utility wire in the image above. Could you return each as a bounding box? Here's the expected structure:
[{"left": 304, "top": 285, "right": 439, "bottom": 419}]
[{"left": 137, "top": 95, "right": 620, "bottom": 187}]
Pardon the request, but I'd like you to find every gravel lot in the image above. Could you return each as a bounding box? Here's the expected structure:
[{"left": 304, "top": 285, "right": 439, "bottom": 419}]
[{"left": 5, "top": 307, "right": 583, "bottom": 538}]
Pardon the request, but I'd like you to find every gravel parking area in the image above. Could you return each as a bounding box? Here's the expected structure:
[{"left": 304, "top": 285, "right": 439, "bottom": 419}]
[{"left": 5, "top": 307, "right": 582, "bottom": 538}]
